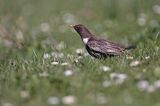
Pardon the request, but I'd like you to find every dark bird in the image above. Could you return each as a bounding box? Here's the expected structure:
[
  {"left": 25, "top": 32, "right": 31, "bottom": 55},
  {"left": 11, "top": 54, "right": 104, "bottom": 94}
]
[{"left": 71, "top": 24, "right": 136, "bottom": 59}]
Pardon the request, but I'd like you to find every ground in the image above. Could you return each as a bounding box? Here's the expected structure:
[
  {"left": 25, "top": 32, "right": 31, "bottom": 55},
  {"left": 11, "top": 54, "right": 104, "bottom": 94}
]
[{"left": 0, "top": 0, "right": 160, "bottom": 106}]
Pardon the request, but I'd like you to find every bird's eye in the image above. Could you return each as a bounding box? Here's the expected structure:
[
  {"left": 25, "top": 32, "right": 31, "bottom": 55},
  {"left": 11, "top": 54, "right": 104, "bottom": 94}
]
[{"left": 75, "top": 26, "right": 79, "bottom": 29}]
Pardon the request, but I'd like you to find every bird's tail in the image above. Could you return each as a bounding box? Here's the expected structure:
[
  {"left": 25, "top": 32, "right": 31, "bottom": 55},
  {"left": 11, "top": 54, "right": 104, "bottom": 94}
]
[{"left": 125, "top": 45, "right": 136, "bottom": 50}]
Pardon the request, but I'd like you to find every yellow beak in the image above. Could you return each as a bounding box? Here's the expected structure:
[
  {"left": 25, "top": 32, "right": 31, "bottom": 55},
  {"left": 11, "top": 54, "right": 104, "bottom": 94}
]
[{"left": 69, "top": 25, "right": 74, "bottom": 28}]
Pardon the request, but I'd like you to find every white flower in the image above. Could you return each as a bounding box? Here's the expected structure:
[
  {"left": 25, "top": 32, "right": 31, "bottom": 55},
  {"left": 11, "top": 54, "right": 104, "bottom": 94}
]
[
  {"left": 146, "top": 85, "right": 156, "bottom": 93},
  {"left": 77, "top": 56, "right": 83, "bottom": 59},
  {"left": 76, "top": 48, "right": 84, "bottom": 55},
  {"left": 48, "top": 96, "right": 60, "bottom": 105},
  {"left": 102, "top": 80, "right": 111, "bottom": 88},
  {"left": 64, "top": 70, "right": 73, "bottom": 77},
  {"left": 145, "top": 56, "right": 150, "bottom": 60},
  {"left": 43, "top": 53, "right": 51, "bottom": 59},
  {"left": 15, "top": 30, "right": 24, "bottom": 41},
  {"left": 130, "top": 60, "right": 140, "bottom": 67},
  {"left": 51, "top": 52, "right": 64, "bottom": 58},
  {"left": 137, "top": 80, "right": 149, "bottom": 91},
  {"left": 137, "top": 80, "right": 160, "bottom": 92},
  {"left": 100, "top": 66, "right": 111, "bottom": 72},
  {"left": 110, "top": 73, "right": 128, "bottom": 85},
  {"left": 137, "top": 13, "right": 147, "bottom": 26},
  {"left": 20, "top": 90, "right": 30, "bottom": 98},
  {"left": 152, "top": 5, "right": 160, "bottom": 15},
  {"left": 61, "top": 62, "right": 69, "bottom": 66},
  {"left": 154, "top": 80, "right": 160, "bottom": 89},
  {"left": 40, "top": 22, "right": 50, "bottom": 32},
  {"left": 62, "top": 95, "right": 76, "bottom": 105},
  {"left": 51, "top": 61, "right": 59, "bottom": 65},
  {"left": 126, "top": 56, "right": 134, "bottom": 60},
  {"left": 74, "top": 59, "right": 79, "bottom": 63}
]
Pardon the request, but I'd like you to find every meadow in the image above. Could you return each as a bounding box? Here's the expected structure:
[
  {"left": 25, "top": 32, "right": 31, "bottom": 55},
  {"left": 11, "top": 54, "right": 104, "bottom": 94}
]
[{"left": 0, "top": 0, "right": 160, "bottom": 106}]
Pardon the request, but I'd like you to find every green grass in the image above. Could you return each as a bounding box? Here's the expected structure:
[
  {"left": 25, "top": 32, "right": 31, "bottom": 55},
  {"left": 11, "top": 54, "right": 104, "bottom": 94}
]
[{"left": 0, "top": 0, "right": 160, "bottom": 106}]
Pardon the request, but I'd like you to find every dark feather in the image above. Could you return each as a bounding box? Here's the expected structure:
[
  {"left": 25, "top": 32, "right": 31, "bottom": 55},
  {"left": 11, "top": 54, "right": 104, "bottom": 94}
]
[
  {"left": 125, "top": 45, "right": 137, "bottom": 49},
  {"left": 86, "top": 37, "right": 125, "bottom": 58}
]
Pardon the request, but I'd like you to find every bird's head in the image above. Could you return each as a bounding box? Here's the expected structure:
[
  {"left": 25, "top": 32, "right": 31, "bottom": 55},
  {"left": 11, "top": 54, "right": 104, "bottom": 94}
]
[{"left": 70, "top": 24, "right": 92, "bottom": 38}]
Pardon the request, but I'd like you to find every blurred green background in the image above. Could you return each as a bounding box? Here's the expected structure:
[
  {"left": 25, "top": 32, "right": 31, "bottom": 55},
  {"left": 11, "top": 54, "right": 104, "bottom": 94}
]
[{"left": 0, "top": 0, "right": 160, "bottom": 106}]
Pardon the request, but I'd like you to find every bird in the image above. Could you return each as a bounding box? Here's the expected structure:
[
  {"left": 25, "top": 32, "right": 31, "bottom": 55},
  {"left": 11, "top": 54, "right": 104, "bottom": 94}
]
[{"left": 71, "top": 24, "right": 136, "bottom": 59}]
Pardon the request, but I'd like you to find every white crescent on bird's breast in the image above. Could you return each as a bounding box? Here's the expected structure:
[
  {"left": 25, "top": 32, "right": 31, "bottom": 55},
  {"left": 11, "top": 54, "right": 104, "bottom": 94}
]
[{"left": 83, "top": 38, "right": 89, "bottom": 44}]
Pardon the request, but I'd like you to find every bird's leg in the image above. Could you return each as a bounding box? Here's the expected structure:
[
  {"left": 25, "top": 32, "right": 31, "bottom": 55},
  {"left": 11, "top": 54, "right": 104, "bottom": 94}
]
[{"left": 125, "top": 50, "right": 134, "bottom": 59}]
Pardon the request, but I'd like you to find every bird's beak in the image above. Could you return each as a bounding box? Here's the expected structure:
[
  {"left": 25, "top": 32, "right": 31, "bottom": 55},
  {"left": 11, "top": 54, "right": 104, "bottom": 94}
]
[{"left": 69, "top": 25, "right": 74, "bottom": 28}]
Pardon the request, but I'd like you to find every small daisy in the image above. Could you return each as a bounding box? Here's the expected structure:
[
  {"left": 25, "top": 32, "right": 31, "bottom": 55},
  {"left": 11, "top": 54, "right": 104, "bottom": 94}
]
[
  {"left": 110, "top": 73, "right": 128, "bottom": 85},
  {"left": 102, "top": 80, "right": 111, "bottom": 88},
  {"left": 51, "top": 61, "right": 59, "bottom": 65},
  {"left": 43, "top": 53, "right": 51, "bottom": 59},
  {"left": 130, "top": 60, "right": 140, "bottom": 67},
  {"left": 48, "top": 96, "right": 60, "bottom": 105},
  {"left": 100, "top": 66, "right": 111, "bottom": 72},
  {"left": 62, "top": 95, "right": 76, "bottom": 105},
  {"left": 64, "top": 70, "right": 73, "bottom": 77}
]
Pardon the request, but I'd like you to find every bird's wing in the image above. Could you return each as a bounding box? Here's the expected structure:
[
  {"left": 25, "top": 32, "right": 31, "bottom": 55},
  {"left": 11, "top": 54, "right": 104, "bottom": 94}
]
[{"left": 87, "top": 37, "right": 125, "bottom": 55}]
